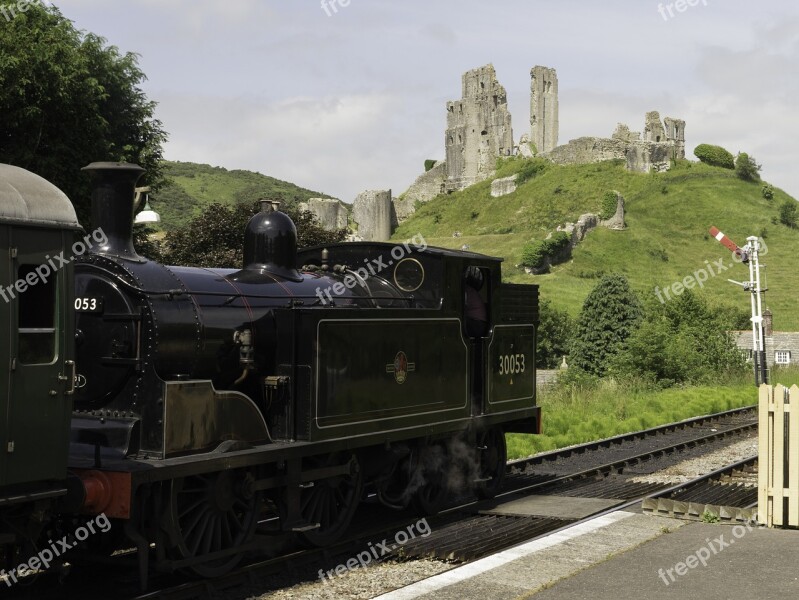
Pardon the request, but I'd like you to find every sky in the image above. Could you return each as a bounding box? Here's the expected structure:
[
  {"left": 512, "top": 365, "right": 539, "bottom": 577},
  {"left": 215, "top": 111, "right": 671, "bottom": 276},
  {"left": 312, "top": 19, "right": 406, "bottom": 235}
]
[{"left": 50, "top": 0, "right": 799, "bottom": 204}]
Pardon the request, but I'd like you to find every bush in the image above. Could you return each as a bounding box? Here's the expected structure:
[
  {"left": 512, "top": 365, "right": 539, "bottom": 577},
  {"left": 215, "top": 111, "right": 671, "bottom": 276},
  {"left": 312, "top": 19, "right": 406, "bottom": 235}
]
[
  {"left": 735, "top": 152, "right": 761, "bottom": 182},
  {"left": 515, "top": 158, "right": 549, "bottom": 185},
  {"left": 762, "top": 184, "right": 774, "bottom": 200},
  {"left": 424, "top": 159, "right": 437, "bottom": 172},
  {"left": 520, "top": 231, "right": 571, "bottom": 270},
  {"left": 537, "top": 299, "right": 575, "bottom": 369},
  {"left": 610, "top": 291, "right": 747, "bottom": 385},
  {"left": 599, "top": 192, "right": 618, "bottom": 220},
  {"left": 779, "top": 201, "right": 798, "bottom": 229},
  {"left": 694, "top": 144, "right": 735, "bottom": 169}
]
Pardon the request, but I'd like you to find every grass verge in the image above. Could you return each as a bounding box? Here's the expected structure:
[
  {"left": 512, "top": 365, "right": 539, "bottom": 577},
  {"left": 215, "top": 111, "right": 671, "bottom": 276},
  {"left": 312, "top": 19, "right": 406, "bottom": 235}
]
[{"left": 506, "top": 377, "right": 763, "bottom": 459}]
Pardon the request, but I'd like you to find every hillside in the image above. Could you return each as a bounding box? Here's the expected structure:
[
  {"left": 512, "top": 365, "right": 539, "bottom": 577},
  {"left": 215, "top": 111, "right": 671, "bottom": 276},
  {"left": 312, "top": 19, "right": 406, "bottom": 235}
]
[
  {"left": 152, "top": 161, "right": 331, "bottom": 229},
  {"left": 392, "top": 158, "right": 799, "bottom": 330}
]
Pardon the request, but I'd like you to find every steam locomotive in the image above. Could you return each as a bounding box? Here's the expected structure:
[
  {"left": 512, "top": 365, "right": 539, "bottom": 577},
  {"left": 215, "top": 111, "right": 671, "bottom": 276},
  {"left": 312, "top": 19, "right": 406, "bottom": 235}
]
[{"left": 0, "top": 161, "right": 539, "bottom": 585}]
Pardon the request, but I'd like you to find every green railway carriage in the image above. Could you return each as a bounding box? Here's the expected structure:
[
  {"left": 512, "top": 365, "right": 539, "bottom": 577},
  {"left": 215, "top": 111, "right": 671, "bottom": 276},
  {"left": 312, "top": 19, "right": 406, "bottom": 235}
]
[{"left": 0, "top": 165, "right": 79, "bottom": 534}]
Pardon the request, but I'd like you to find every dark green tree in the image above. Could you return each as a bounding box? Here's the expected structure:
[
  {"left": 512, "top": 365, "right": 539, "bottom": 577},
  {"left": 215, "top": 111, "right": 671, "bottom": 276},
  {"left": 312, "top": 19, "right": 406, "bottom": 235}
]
[
  {"left": 779, "top": 200, "right": 798, "bottom": 229},
  {"left": 0, "top": 4, "right": 167, "bottom": 227},
  {"left": 570, "top": 274, "right": 643, "bottom": 376},
  {"left": 158, "top": 201, "right": 347, "bottom": 267},
  {"left": 734, "top": 152, "right": 761, "bottom": 182},
  {"left": 536, "top": 299, "right": 575, "bottom": 369}
]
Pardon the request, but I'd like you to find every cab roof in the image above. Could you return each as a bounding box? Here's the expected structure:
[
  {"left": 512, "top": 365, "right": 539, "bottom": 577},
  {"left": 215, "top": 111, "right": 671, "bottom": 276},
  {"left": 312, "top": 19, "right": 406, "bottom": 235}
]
[{"left": 0, "top": 164, "right": 81, "bottom": 230}]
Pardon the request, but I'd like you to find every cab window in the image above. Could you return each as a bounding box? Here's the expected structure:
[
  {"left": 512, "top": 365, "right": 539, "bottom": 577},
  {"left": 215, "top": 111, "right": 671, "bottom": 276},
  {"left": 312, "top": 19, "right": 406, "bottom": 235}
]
[{"left": 18, "top": 264, "right": 57, "bottom": 364}]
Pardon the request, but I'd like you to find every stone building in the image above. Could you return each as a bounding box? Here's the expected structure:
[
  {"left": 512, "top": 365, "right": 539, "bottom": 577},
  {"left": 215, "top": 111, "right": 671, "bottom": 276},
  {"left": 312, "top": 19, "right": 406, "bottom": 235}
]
[
  {"left": 530, "top": 66, "right": 559, "bottom": 154},
  {"left": 444, "top": 64, "right": 513, "bottom": 192},
  {"left": 734, "top": 310, "right": 799, "bottom": 369}
]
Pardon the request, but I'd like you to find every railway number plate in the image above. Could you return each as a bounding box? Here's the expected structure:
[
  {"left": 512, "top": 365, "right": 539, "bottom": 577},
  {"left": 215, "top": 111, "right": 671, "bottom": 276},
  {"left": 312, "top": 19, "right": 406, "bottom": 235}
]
[{"left": 74, "top": 297, "right": 103, "bottom": 313}]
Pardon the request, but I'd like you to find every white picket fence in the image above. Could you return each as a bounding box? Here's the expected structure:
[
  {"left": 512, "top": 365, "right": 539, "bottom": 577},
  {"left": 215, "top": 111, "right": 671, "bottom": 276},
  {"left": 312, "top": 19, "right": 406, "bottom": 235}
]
[{"left": 758, "top": 384, "right": 799, "bottom": 527}]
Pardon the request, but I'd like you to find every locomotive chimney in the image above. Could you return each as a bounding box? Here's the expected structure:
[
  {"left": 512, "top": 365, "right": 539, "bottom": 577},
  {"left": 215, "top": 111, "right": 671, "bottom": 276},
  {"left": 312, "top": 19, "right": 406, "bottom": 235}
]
[{"left": 81, "top": 162, "right": 146, "bottom": 260}]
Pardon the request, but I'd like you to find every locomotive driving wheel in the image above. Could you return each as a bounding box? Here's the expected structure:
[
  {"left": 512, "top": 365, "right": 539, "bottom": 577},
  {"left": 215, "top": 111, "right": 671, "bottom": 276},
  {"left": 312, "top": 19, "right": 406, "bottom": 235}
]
[
  {"left": 299, "top": 453, "right": 362, "bottom": 546},
  {"left": 475, "top": 426, "right": 507, "bottom": 499},
  {"left": 167, "top": 470, "right": 260, "bottom": 577}
]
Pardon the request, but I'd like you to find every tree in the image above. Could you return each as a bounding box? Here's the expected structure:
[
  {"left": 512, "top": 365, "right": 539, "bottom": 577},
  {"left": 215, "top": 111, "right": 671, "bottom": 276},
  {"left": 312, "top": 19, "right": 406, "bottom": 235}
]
[
  {"left": 779, "top": 200, "right": 798, "bottom": 229},
  {"left": 569, "top": 274, "right": 642, "bottom": 376},
  {"left": 158, "top": 201, "right": 348, "bottom": 267},
  {"left": 735, "top": 152, "right": 761, "bottom": 182},
  {"left": 0, "top": 4, "right": 167, "bottom": 227},
  {"left": 536, "top": 299, "right": 574, "bottom": 369}
]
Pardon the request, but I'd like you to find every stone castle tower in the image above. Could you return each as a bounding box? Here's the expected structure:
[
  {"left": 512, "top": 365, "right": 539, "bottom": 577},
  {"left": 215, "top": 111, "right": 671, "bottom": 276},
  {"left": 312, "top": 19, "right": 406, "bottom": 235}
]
[
  {"left": 445, "top": 64, "right": 513, "bottom": 192},
  {"left": 530, "top": 66, "right": 559, "bottom": 154}
]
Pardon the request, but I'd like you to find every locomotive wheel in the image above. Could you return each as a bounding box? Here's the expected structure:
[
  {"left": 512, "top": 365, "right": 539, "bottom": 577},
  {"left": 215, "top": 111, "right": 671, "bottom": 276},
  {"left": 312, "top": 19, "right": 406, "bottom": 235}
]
[
  {"left": 412, "top": 442, "right": 451, "bottom": 515},
  {"left": 167, "top": 470, "right": 259, "bottom": 577},
  {"left": 299, "top": 454, "right": 362, "bottom": 547},
  {"left": 475, "top": 426, "right": 507, "bottom": 499}
]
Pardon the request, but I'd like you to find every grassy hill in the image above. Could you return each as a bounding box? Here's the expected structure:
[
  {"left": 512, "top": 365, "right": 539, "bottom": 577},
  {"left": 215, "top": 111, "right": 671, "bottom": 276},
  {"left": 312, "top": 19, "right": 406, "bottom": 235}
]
[
  {"left": 151, "top": 161, "right": 331, "bottom": 229},
  {"left": 392, "top": 157, "right": 799, "bottom": 330}
]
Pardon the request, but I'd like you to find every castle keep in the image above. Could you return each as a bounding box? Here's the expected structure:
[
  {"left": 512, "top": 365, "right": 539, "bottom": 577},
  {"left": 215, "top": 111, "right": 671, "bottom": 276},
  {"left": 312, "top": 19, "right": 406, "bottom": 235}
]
[{"left": 444, "top": 64, "right": 514, "bottom": 192}]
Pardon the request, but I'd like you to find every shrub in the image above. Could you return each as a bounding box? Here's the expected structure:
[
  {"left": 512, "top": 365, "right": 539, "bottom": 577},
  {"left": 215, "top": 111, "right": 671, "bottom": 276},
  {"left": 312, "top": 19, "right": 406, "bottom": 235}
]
[
  {"left": 694, "top": 144, "right": 735, "bottom": 169},
  {"left": 599, "top": 192, "right": 618, "bottom": 220},
  {"left": 735, "top": 152, "right": 761, "bottom": 182},
  {"left": 424, "top": 159, "right": 437, "bottom": 172},
  {"left": 779, "top": 201, "right": 798, "bottom": 229},
  {"left": 762, "top": 184, "right": 774, "bottom": 200},
  {"left": 521, "top": 231, "right": 571, "bottom": 270},
  {"left": 537, "top": 299, "right": 575, "bottom": 369},
  {"left": 515, "top": 158, "right": 549, "bottom": 185}
]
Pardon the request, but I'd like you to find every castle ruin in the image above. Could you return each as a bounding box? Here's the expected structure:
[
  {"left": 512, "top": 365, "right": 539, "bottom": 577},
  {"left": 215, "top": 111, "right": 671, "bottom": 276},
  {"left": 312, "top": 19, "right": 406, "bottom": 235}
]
[
  {"left": 444, "top": 64, "right": 513, "bottom": 192},
  {"left": 530, "top": 66, "right": 559, "bottom": 154}
]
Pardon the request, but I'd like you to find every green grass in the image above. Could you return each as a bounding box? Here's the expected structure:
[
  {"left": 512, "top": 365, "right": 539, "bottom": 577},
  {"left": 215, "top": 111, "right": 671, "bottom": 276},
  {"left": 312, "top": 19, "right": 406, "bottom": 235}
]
[
  {"left": 393, "top": 157, "right": 799, "bottom": 329},
  {"left": 152, "top": 161, "right": 333, "bottom": 229},
  {"left": 506, "top": 378, "right": 758, "bottom": 459}
]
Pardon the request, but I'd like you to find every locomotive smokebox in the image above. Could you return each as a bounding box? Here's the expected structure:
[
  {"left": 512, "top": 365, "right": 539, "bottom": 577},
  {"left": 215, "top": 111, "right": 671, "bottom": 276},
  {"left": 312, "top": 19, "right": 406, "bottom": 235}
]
[
  {"left": 81, "top": 162, "right": 145, "bottom": 261},
  {"left": 241, "top": 200, "right": 302, "bottom": 281}
]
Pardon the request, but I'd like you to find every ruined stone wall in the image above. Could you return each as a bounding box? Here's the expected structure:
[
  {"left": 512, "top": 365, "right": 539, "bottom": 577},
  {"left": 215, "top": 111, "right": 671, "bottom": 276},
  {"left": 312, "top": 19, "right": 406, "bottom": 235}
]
[
  {"left": 393, "top": 161, "right": 447, "bottom": 225},
  {"left": 445, "top": 64, "right": 513, "bottom": 192},
  {"left": 545, "top": 137, "right": 628, "bottom": 165},
  {"left": 299, "top": 198, "right": 349, "bottom": 232},
  {"left": 544, "top": 111, "right": 685, "bottom": 173},
  {"left": 353, "top": 190, "right": 392, "bottom": 242},
  {"left": 530, "top": 66, "right": 559, "bottom": 154}
]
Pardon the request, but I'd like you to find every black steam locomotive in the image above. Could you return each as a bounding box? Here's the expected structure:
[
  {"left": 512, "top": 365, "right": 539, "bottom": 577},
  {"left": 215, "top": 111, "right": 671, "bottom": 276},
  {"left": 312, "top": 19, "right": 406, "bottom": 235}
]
[{"left": 0, "top": 162, "right": 539, "bottom": 584}]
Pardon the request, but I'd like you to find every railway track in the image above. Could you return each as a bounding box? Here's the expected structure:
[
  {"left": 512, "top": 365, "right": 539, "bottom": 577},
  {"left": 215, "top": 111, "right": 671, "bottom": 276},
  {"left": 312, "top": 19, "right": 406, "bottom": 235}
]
[{"left": 10, "top": 406, "right": 758, "bottom": 600}]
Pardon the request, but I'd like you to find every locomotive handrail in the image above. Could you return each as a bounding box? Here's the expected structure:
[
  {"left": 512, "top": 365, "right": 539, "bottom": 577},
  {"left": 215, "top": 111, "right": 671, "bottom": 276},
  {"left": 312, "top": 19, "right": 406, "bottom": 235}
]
[{"left": 80, "top": 263, "right": 418, "bottom": 305}]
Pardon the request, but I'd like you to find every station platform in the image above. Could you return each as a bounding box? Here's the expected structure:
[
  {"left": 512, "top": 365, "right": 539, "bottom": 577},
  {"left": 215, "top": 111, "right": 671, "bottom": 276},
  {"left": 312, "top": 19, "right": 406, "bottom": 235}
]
[{"left": 374, "top": 509, "right": 799, "bottom": 600}]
